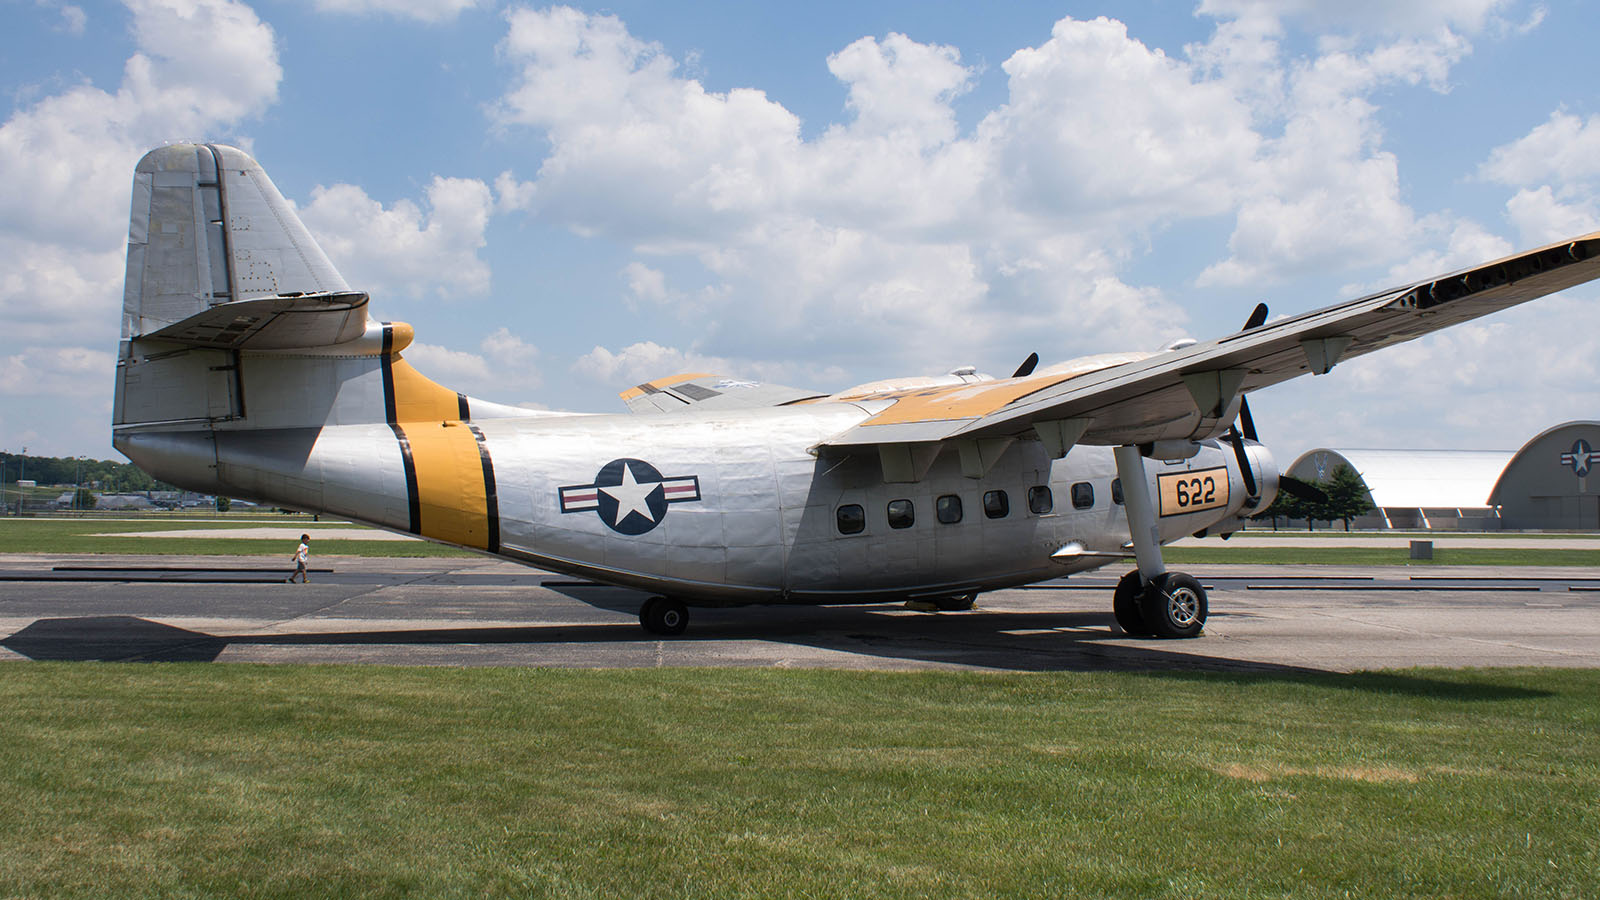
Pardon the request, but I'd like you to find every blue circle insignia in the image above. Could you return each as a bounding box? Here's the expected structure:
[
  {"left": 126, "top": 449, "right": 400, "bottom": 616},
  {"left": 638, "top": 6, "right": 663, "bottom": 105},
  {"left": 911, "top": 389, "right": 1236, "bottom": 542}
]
[{"left": 557, "top": 458, "right": 704, "bottom": 535}]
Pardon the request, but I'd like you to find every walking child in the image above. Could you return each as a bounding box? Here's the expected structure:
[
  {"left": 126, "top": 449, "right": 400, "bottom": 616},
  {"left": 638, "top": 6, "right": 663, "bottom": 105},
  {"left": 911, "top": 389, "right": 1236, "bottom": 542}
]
[{"left": 288, "top": 534, "right": 310, "bottom": 583}]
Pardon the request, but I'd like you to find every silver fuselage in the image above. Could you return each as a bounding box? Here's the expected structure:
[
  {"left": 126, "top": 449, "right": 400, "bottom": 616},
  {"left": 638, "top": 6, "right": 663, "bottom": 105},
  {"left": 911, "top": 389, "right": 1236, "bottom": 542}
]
[{"left": 119, "top": 401, "right": 1263, "bottom": 606}]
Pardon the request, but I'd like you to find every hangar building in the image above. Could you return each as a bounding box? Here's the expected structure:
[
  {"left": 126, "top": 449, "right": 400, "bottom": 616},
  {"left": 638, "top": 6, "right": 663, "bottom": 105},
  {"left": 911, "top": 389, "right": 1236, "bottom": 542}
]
[
  {"left": 1286, "top": 421, "right": 1600, "bottom": 531},
  {"left": 1489, "top": 421, "right": 1600, "bottom": 530},
  {"left": 1286, "top": 448, "right": 1512, "bottom": 530}
]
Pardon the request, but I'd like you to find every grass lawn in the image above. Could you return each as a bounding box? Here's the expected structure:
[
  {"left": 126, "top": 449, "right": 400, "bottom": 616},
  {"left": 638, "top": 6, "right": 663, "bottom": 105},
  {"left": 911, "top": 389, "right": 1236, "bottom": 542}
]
[
  {"left": 0, "top": 517, "right": 477, "bottom": 558},
  {"left": 0, "top": 665, "right": 1595, "bottom": 899}
]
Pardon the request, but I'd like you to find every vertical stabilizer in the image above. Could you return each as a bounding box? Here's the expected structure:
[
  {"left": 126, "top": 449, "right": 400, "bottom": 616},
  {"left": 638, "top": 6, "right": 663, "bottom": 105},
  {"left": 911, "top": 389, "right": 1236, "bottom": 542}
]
[{"left": 123, "top": 143, "right": 349, "bottom": 339}]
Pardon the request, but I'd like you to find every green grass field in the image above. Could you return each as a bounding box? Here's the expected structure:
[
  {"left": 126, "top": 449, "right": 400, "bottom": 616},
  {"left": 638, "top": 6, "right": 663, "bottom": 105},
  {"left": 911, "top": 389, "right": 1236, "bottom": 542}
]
[
  {"left": 0, "top": 665, "right": 1594, "bottom": 899},
  {"left": 0, "top": 517, "right": 477, "bottom": 558}
]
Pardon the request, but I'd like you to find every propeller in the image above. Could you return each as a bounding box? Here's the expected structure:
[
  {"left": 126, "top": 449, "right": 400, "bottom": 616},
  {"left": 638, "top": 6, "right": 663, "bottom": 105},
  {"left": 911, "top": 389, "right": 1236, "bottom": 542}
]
[
  {"left": 1012, "top": 352, "right": 1039, "bottom": 378},
  {"left": 1277, "top": 475, "right": 1329, "bottom": 504},
  {"left": 1222, "top": 301, "right": 1330, "bottom": 507},
  {"left": 1224, "top": 303, "right": 1271, "bottom": 496}
]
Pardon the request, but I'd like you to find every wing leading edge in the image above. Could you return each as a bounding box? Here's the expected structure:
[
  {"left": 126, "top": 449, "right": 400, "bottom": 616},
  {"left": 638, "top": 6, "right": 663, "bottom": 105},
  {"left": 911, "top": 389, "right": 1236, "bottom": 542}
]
[{"left": 818, "top": 231, "right": 1600, "bottom": 457}]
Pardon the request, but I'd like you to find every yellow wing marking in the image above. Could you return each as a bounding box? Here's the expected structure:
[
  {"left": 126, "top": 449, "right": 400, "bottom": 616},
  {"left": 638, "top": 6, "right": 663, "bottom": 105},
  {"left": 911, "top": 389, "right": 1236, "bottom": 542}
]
[
  {"left": 856, "top": 373, "right": 1073, "bottom": 426},
  {"left": 619, "top": 372, "right": 717, "bottom": 401}
]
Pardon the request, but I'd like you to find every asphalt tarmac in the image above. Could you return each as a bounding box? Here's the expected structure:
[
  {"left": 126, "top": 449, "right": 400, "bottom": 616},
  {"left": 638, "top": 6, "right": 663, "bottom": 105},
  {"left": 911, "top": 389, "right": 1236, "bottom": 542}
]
[{"left": 1, "top": 553, "right": 1597, "bottom": 672}]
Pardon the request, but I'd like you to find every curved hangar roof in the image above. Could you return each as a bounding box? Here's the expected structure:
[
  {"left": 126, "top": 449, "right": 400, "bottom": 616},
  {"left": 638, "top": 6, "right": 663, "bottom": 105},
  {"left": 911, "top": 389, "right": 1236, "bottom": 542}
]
[{"left": 1287, "top": 448, "right": 1515, "bottom": 509}]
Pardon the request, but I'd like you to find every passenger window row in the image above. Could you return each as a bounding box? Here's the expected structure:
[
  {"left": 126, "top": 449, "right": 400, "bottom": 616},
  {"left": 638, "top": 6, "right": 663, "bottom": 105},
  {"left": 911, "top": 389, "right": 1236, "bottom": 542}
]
[{"left": 835, "top": 479, "right": 1125, "bottom": 534}]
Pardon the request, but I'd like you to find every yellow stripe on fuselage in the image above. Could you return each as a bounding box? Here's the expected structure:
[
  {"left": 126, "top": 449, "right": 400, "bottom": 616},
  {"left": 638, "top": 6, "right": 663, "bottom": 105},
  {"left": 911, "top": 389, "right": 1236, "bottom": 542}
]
[
  {"left": 391, "top": 357, "right": 463, "bottom": 423},
  {"left": 402, "top": 420, "right": 492, "bottom": 550},
  {"left": 388, "top": 352, "right": 491, "bottom": 549}
]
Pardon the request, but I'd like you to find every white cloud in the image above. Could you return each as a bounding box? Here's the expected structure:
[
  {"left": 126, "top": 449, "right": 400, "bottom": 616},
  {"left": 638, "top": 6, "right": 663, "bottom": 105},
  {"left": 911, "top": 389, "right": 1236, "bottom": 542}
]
[
  {"left": 310, "top": 0, "right": 481, "bottom": 22},
  {"left": 1504, "top": 187, "right": 1600, "bottom": 245},
  {"left": 298, "top": 176, "right": 495, "bottom": 300},
  {"left": 573, "top": 342, "right": 725, "bottom": 386},
  {"left": 0, "top": 346, "right": 116, "bottom": 397},
  {"left": 405, "top": 328, "right": 541, "bottom": 399},
  {"left": 1198, "top": 30, "right": 1472, "bottom": 286},
  {"left": 1479, "top": 111, "right": 1600, "bottom": 186},
  {"left": 0, "top": 0, "right": 281, "bottom": 453},
  {"left": 623, "top": 262, "right": 669, "bottom": 304},
  {"left": 35, "top": 0, "right": 88, "bottom": 34},
  {"left": 1479, "top": 111, "right": 1600, "bottom": 245},
  {"left": 1197, "top": 0, "right": 1515, "bottom": 35}
]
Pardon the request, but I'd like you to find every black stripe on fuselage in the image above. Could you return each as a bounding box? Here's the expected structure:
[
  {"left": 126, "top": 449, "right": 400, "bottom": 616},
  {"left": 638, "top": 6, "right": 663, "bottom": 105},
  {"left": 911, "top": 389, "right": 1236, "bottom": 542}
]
[
  {"left": 467, "top": 423, "right": 500, "bottom": 554},
  {"left": 457, "top": 392, "right": 470, "bottom": 420},
  {"left": 381, "top": 323, "right": 421, "bottom": 534}
]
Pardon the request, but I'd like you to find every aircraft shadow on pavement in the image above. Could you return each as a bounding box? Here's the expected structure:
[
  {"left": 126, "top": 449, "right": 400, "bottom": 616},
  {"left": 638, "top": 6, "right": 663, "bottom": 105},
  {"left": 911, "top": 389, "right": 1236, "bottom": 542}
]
[
  {"left": 2, "top": 609, "right": 1269, "bottom": 672},
  {"left": 0, "top": 610, "right": 1549, "bottom": 700}
]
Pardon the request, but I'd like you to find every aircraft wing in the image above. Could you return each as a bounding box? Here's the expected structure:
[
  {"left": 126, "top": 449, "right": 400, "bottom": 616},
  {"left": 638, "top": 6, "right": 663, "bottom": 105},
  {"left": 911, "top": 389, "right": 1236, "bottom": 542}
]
[
  {"left": 621, "top": 373, "right": 825, "bottom": 413},
  {"left": 819, "top": 231, "right": 1600, "bottom": 453}
]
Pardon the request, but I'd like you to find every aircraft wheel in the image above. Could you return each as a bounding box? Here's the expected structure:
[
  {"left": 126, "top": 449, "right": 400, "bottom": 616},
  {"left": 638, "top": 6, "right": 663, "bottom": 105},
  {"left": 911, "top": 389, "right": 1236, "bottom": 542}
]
[
  {"left": 1138, "top": 572, "right": 1207, "bottom": 639},
  {"left": 639, "top": 596, "right": 689, "bottom": 636},
  {"left": 1112, "top": 571, "right": 1150, "bottom": 636},
  {"left": 932, "top": 593, "right": 978, "bottom": 611}
]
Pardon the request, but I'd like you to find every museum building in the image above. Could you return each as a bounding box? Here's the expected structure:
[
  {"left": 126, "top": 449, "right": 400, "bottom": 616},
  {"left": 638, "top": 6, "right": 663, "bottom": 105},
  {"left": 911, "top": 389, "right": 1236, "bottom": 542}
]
[{"left": 1285, "top": 420, "right": 1600, "bottom": 531}]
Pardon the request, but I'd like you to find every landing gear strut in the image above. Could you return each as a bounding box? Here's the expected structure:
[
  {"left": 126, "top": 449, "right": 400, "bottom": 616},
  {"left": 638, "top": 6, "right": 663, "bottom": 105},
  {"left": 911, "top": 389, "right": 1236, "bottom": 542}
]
[
  {"left": 639, "top": 596, "right": 689, "bottom": 636},
  {"left": 1111, "top": 445, "right": 1208, "bottom": 639}
]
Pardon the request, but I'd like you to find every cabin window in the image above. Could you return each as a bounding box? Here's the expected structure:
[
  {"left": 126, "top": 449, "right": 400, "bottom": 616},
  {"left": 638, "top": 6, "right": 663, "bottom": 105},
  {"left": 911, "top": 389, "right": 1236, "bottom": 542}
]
[
  {"left": 1071, "top": 482, "right": 1095, "bottom": 509},
  {"left": 1028, "top": 485, "right": 1053, "bottom": 514},
  {"left": 887, "top": 499, "right": 915, "bottom": 529},
  {"left": 836, "top": 504, "right": 865, "bottom": 535},
  {"left": 936, "top": 494, "right": 963, "bottom": 524},
  {"left": 983, "top": 490, "right": 1009, "bottom": 519},
  {"left": 1111, "top": 478, "right": 1124, "bottom": 505}
]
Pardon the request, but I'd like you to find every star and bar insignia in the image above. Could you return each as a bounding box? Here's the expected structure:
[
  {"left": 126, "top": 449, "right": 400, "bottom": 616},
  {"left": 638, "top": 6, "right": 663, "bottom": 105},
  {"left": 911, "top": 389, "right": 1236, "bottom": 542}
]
[{"left": 559, "top": 458, "right": 702, "bottom": 535}]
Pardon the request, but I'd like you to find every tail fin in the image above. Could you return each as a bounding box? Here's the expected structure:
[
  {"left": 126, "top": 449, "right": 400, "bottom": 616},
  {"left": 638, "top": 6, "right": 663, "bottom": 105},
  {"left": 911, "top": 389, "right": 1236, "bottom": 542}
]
[{"left": 123, "top": 143, "right": 362, "bottom": 342}]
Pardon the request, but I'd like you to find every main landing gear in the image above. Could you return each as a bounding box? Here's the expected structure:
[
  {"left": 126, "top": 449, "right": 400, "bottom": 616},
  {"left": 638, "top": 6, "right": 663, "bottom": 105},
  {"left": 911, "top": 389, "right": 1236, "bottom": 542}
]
[
  {"left": 1110, "top": 445, "right": 1208, "bottom": 639},
  {"left": 639, "top": 596, "right": 689, "bottom": 636},
  {"left": 1112, "top": 570, "right": 1208, "bottom": 639}
]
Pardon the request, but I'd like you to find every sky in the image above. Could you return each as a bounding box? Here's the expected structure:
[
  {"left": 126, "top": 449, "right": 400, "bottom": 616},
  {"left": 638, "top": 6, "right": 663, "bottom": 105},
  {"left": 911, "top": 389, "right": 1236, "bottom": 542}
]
[{"left": 1, "top": 0, "right": 1597, "bottom": 467}]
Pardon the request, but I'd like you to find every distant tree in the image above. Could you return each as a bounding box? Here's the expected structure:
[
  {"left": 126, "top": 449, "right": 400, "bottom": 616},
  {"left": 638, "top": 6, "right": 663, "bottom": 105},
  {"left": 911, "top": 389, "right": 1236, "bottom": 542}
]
[
  {"left": 216, "top": 496, "right": 232, "bottom": 512},
  {"left": 72, "top": 488, "right": 96, "bottom": 510},
  {"left": 1323, "top": 464, "right": 1375, "bottom": 531}
]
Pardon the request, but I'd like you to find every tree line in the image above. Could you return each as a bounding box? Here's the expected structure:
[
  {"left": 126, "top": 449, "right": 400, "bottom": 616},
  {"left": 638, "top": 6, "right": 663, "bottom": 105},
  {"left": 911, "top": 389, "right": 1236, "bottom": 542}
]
[
  {"left": 0, "top": 452, "right": 174, "bottom": 493},
  {"left": 1255, "top": 463, "right": 1376, "bottom": 530}
]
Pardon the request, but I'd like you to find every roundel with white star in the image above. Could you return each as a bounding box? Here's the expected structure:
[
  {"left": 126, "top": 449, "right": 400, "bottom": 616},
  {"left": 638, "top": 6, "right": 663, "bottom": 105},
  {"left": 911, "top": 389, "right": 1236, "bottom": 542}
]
[{"left": 558, "top": 458, "right": 703, "bottom": 535}]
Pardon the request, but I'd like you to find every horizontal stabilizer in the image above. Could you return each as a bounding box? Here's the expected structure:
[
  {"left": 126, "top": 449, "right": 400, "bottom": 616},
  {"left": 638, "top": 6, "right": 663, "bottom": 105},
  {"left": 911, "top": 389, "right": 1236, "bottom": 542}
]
[{"left": 141, "top": 290, "right": 369, "bottom": 350}]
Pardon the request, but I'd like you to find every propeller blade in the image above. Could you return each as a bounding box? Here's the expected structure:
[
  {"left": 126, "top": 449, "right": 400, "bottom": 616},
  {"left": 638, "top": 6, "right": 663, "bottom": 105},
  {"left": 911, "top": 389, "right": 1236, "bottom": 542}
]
[
  {"left": 1278, "top": 475, "right": 1328, "bottom": 504},
  {"left": 1012, "top": 352, "right": 1039, "bottom": 378},
  {"left": 1243, "top": 302, "right": 1268, "bottom": 331},
  {"left": 1227, "top": 427, "right": 1258, "bottom": 496},
  {"left": 1238, "top": 395, "right": 1258, "bottom": 442}
]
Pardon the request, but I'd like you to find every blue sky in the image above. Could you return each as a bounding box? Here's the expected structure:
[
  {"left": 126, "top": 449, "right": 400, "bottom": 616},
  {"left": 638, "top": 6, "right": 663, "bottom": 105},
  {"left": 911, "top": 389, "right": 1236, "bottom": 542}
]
[{"left": 2, "top": 0, "right": 1597, "bottom": 467}]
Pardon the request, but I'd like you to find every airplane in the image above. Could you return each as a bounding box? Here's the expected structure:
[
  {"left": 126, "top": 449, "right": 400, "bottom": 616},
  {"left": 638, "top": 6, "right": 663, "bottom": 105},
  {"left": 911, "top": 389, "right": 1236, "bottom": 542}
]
[{"left": 112, "top": 143, "right": 1600, "bottom": 639}]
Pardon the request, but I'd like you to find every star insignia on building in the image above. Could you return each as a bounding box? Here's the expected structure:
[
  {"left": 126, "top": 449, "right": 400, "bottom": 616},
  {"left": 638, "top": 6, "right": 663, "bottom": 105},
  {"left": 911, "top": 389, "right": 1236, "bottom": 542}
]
[
  {"left": 1560, "top": 439, "right": 1598, "bottom": 479},
  {"left": 558, "top": 458, "right": 702, "bottom": 535}
]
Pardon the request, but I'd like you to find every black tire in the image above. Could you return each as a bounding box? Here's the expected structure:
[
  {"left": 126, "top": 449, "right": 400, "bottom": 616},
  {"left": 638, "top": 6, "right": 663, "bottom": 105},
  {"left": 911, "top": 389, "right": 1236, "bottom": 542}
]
[
  {"left": 1112, "top": 570, "right": 1150, "bottom": 636},
  {"left": 932, "top": 593, "right": 978, "bottom": 611},
  {"left": 1138, "top": 572, "right": 1207, "bottom": 639},
  {"left": 640, "top": 596, "right": 689, "bottom": 636}
]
